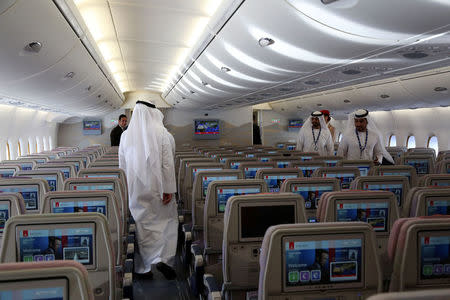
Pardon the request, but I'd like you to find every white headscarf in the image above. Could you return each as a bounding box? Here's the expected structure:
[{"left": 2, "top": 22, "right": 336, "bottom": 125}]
[
  {"left": 297, "top": 111, "right": 332, "bottom": 141},
  {"left": 343, "top": 109, "right": 394, "bottom": 164},
  {"left": 119, "top": 101, "right": 166, "bottom": 197}
]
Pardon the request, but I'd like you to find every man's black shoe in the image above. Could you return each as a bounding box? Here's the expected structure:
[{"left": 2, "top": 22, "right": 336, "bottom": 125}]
[{"left": 156, "top": 262, "right": 177, "bottom": 280}]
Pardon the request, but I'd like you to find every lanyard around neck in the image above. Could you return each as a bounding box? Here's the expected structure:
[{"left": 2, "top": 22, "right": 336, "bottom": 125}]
[{"left": 355, "top": 129, "right": 368, "bottom": 155}]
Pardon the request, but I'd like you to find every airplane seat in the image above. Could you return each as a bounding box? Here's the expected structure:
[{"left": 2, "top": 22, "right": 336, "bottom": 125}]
[
  {"left": 36, "top": 163, "right": 77, "bottom": 180},
  {"left": 351, "top": 175, "right": 410, "bottom": 217},
  {"left": 258, "top": 222, "right": 382, "bottom": 300},
  {"left": 418, "top": 174, "right": 450, "bottom": 186},
  {"left": 218, "top": 193, "right": 306, "bottom": 300},
  {"left": 369, "top": 165, "right": 418, "bottom": 187},
  {"left": 238, "top": 161, "right": 277, "bottom": 179},
  {"left": 0, "top": 165, "right": 20, "bottom": 178},
  {"left": 280, "top": 177, "right": 340, "bottom": 223},
  {"left": 288, "top": 161, "right": 326, "bottom": 177},
  {"left": 0, "top": 159, "right": 37, "bottom": 171},
  {"left": 225, "top": 157, "right": 258, "bottom": 169},
  {"left": 183, "top": 169, "right": 243, "bottom": 267},
  {"left": 287, "top": 151, "right": 320, "bottom": 161},
  {"left": 0, "top": 213, "right": 127, "bottom": 300},
  {"left": 255, "top": 168, "right": 303, "bottom": 193},
  {"left": 312, "top": 155, "right": 344, "bottom": 167},
  {"left": 189, "top": 179, "right": 267, "bottom": 295},
  {"left": 0, "top": 261, "right": 94, "bottom": 299},
  {"left": 0, "top": 178, "right": 49, "bottom": 214},
  {"left": 253, "top": 153, "right": 282, "bottom": 163},
  {"left": 400, "top": 153, "right": 436, "bottom": 176},
  {"left": 54, "top": 158, "right": 85, "bottom": 173},
  {"left": 367, "top": 288, "right": 450, "bottom": 300},
  {"left": 407, "top": 147, "right": 436, "bottom": 157},
  {"left": 88, "top": 161, "right": 119, "bottom": 169},
  {"left": 312, "top": 166, "right": 360, "bottom": 190},
  {"left": 436, "top": 151, "right": 450, "bottom": 162},
  {"left": 269, "top": 157, "right": 303, "bottom": 169},
  {"left": 434, "top": 159, "right": 450, "bottom": 174},
  {"left": 15, "top": 169, "right": 65, "bottom": 192},
  {"left": 338, "top": 159, "right": 375, "bottom": 176},
  {"left": 0, "top": 193, "right": 26, "bottom": 251},
  {"left": 388, "top": 216, "right": 450, "bottom": 292},
  {"left": 319, "top": 190, "right": 400, "bottom": 280},
  {"left": 407, "top": 187, "right": 450, "bottom": 217}
]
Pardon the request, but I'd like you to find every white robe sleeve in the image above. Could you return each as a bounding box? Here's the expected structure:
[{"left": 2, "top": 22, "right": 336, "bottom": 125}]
[
  {"left": 337, "top": 137, "right": 348, "bottom": 159},
  {"left": 161, "top": 134, "right": 177, "bottom": 194},
  {"left": 118, "top": 137, "right": 126, "bottom": 171},
  {"left": 373, "top": 138, "right": 384, "bottom": 163},
  {"left": 325, "top": 132, "right": 334, "bottom": 156},
  {"left": 296, "top": 132, "right": 305, "bottom": 152}
]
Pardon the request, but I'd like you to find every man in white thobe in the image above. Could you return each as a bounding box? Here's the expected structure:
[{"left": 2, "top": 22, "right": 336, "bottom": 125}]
[
  {"left": 119, "top": 100, "right": 178, "bottom": 279},
  {"left": 338, "top": 109, "right": 394, "bottom": 164},
  {"left": 296, "top": 111, "right": 334, "bottom": 156}
]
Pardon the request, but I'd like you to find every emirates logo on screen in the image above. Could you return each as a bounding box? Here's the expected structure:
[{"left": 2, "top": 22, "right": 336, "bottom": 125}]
[
  {"left": 289, "top": 242, "right": 295, "bottom": 250},
  {"left": 55, "top": 202, "right": 60, "bottom": 207},
  {"left": 424, "top": 237, "right": 430, "bottom": 245},
  {"left": 22, "top": 230, "right": 28, "bottom": 237},
  {"left": 339, "top": 203, "right": 344, "bottom": 209}
]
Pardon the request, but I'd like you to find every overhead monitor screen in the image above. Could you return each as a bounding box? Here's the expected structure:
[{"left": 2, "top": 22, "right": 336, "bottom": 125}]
[
  {"left": 0, "top": 185, "right": 39, "bottom": 211},
  {"left": 284, "top": 236, "right": 363, "bottom": 290},
  {"left": 264, "top": 174, "right": 298, "bottom": 193},
  {"left": 70, "top": 184, "right": 114, "bottom": 192},
  {"left": 405, "top": 159, "right": 429, "bottom": 175},
  {"left": 244, "top": 166, "right": 273, "bottom": 179},
  {"left": 324, "top": 160, "right": 339, "bottom": 167},
  {"left": 365, "top": 183, "right": 403, "bottom": 207},
  {"left": 322, "top": 173, "right": 355, "bottom": 190},
  {"left": 0, "top": 202, "right": 10, "bottom": 233},
  {"left": 16, "top": 224, "right": 95, "bottom": 269},
  {"left": 83, "top": 120, "right": 102, "bottom": 136},
  {"left": 240, "top": 205, "right": 295, "bottom": 240},
  {"left": 288, "top": 120, "right": 303, "bottom": 129},
  {"left": 194, "top": 120, "right": 220, "bottom": 136},
  {"left": 201, "top": 175, "right": 238, "bottom": 199},
  {"left": 291, "top": 185, "right": 334, "bottom": 211},
  {"left": 192, "top": 168, "right": 222, "bottom": 181},
  {"left": 336, "top": 202, "right": 389, "bottom": 232},
  {"left": 51, "top": 199, "right": 107, "bottom": 216},
  {"left": 0, "top": 278, "right": 68, "bottom": 300},
  {"left": 217, "top": 187, "right": 261, "bottom": 213},
  {"left": 0, "top": 169, "right": 15, "bottom": 178},
  {"left": 426, "top": 198, "right": 450, "bottom": 216},
  {"left": 419, "top": 233, "right": 450, "bottom": 282},
  {"left": 298, "top": 166, "right": 321, "bottom": 177},
  {"left": 20, "top": 163, "right": 33, "bottom": 171}
]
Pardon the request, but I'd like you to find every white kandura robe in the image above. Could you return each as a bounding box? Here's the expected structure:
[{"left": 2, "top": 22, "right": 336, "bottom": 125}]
[
  {"left": 338, "top": 130, "right": 384, "bottom": 163},
  {"left": 296, "top": 128, "right": 334, "bottom": 156},
  {"left": 120, "top": 119, "right": 177, "bottom": 274}
]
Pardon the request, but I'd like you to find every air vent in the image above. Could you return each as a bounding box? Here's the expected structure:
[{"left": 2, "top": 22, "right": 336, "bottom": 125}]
[
  {"left": 344, "top": 99, "right": 351, "bottom": 103},
  {"left": 434, "top": 87, "right": 448, "bottom": 92},
  {"left": 258, "top": 38, "right": 275, "bottom": 47},
  {"left": 181, "top": 96, "right": 186, "bottom": 100},
  {"left": 260, "top": 93, "right": 271, "bottom": 97},
  {"left": 317, "top": 103, "right": 323, "bottom": 107},
  {"left": 279, "top": 88, "right": 293, "bottom": 92},
  {"left": 321, "top": 0, "right": 338, "bottom": 4},
  {"left": 24, "top": 41, "right": 42, "bottom": 53},
  {"left": 342, "top": 69, "right": 361, "bottom": 75},
  {"left": 64, "top": 72, "right": 75, "bottom": 79},
  {"left": 403, "top": 52, "right": 428, "bottom": 59},
  {"left": 202, "top": 81, "right": 208, "bottom": 86},
  {"left": 221, "top": 67, "right": 231, "bottom": 72},
  {"left": 190, "top": 90, "right": 195, "bottom": 94},
  {"left": 304, "top": 80, "right": 320, "bottom": 85},
  {"left": 380, "top": 94, "right": 390, "bottom": 99}
]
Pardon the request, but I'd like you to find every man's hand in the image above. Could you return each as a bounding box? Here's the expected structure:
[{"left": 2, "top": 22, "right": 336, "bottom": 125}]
[
  {"left": 373, "top": 158, "right": 381, "bottom": 166},
  {"left": 162, "top": 193, "right": 173, "bottom": 205}
]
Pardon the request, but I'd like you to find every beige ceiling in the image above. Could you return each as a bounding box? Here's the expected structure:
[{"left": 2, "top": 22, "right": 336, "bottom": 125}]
[{"left": 74, "top": 0, "right": 223, "bottom": 93}]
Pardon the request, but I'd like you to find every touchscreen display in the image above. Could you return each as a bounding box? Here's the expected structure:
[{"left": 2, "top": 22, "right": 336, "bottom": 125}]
[
  {"left": 405, "top": 159, "right": 429, "bottom": 175},
  {"left": 52, "top": 199, "right": 107, "bottom": 216},
  {"left": 201, "top": 175, "right": 238, "bottom": 199},
  {"left": 71, "top": 184, "right": 114, "bottom": 192},
  {"left": 241, "top": 205, "right": 295, "bottom": 239},
  {"left": 426, "top": 199, "right": 450, "bottom": 216},
  {"left": 420, "top": 234, "right": 450, "bottom": 281},
  {"left": 17, "top": 226, "right": 94, "bottom": 267},
  {"left": 277, "top": 161, "right": 292, "bottom": 169},
  {"left": 20, "top": 163, "right": 33, "bottom": 171},
  {"left": 322, "top": 173, "right": 355, "bottom": 190},
  {"left": 336, "top": 202, "right": 389, "bottom": 232},
  {"left": 291, "top": 185, "right": 334, "bottom": 210},
  {"left": 365, "top": 183, "right": 403, "bottom": 207},
  {"left": 298, "top": 166, "right": 321, "bottom": 177},
  {"left": 230, "top": 162, "right": 241, "bottom": 170},
  {"left": 217, "top": 187, "right": 261, "bottom": 213},
  {"left": 0, "top": 202, "right": 10, "bottom": 233},
  {"left": 324, "top": 160, "right": 339, "bottom": 167},
  {"left": 264, "top": 174, "right": 298, "bottom": 192},
  {"left": 284, "top": 238, "right": 362, "bottom": 287},
  {"left": 192, "top": 168, "right": 222, "bottom": 181},
  {"left": 244, "top": 167, "right": 272, "bottom": 179},
  {"left": 0, "top": 279, "right": 67, "bottom": 300},
  {"left": 0, "top": 169, "right": 15, "bottom": 178},
  {"left": 0, "top": 185, "right": 39, "bottom": 211},
  {"left": 379, "top": 171, "right": 412, "bottom": 184}
]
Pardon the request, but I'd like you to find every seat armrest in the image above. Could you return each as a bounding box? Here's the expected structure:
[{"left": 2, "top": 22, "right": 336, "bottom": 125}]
[
  {"left": 191, "top": 244, "right": 204, "bottom": 268},
  {"left": 179, "top": 215, "right": 185, "bottom": 224},
  {"left": 126, "top": 242, "right": 134, "bottom": 259},
  {"left": 123, "top": 260, "right": 133, "bottom": 299},
  {"left": 203, "top": 274, "right": 221, "bottom": 300},
  {"left": 182, "top": 223, "right": 192, "bottom": 242}
]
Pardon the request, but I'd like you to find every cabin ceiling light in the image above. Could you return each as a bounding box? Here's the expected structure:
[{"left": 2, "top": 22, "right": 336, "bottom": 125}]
[
  {"left": 64, "top": 72, "right": 75, "bottom": 79},
  {"left": 24, "top": 41, "right": 42, "bottom": 53},
  {"left": 380, "top": 94, "right": 390, "bottom": 99},
  {"left": 221, "top": 66, "right": 231, "bottom": 72},
  {"left": 202, "top": 81, "right": 209, "bottom": 86},
  {"left": 434, "top": 86, "right": 448, "bottom": 92},
  {"left": 258, "top": 37, "right": 275, "bottom": 47},
  {"left": 321, "top": 0, "right": 339, "bottom": 4}
]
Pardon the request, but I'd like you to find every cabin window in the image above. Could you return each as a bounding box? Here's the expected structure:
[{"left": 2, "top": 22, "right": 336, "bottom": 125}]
[
  {"left": 6, "top": 143, "right": 11, "bottom": 160},
  {"left": 389, "top": 135, "right": 397, "bottom": 147},
  {"left": 427, "top": 136, "right": 438, "bottom": 156},
  {"left": 407, "top": 135, "right": 416, "bottom": 149},
  {"left": 338, "top": 133, "right": 342, "bottom": 142},
  {"left": 17, "top": 142, "right": 21, "bottom": 157}
]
